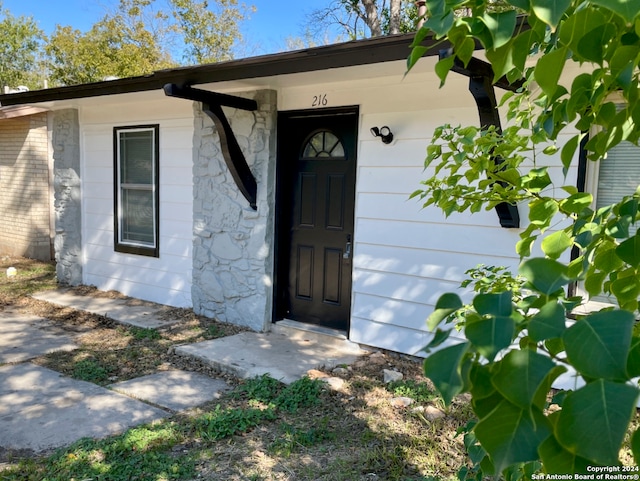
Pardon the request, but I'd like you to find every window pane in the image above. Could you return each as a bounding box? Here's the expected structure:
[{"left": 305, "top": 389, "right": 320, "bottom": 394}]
[
  {"left": 120, "top": 130, "right": 153, "bottom": 184},
  {"left": 302, "top": 131, "right": 346, "bottom": 159},
  {"left": 596, "top": 140, "right": 640, "bottom": 237},
  {"left": 121, "top": 188, "right": 154, "bottom": 245},
  {"left": 591, "top": 140, "right": 640, "bottom": 303}
]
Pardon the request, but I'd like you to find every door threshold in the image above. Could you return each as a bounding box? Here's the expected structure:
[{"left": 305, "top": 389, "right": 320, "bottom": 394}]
[{"left": 275, "top": 319, "right": 348, "bottom": 340}]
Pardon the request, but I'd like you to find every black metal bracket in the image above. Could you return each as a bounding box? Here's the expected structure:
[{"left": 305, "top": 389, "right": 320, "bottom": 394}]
[
  {"left": 441, "top": 51, "right": 522, "bottom": 228},
  {"left": 163, "top": 83, "right": 258, "bottom": 210}
]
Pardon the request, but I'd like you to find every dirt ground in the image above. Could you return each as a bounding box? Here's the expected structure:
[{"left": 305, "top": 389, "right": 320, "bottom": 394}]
[{"left": 0, "top": 256, "right": 473, "bottom": 480}]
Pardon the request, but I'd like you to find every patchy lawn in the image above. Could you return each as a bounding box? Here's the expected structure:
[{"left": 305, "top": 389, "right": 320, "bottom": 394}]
[{"left": 0, "top": 256, "right": 474, "bottom": 480}]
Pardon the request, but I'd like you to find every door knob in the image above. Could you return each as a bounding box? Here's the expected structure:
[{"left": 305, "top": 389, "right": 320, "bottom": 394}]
[{"left": 343, "top": 234, "right": 352, "bottom": 259}]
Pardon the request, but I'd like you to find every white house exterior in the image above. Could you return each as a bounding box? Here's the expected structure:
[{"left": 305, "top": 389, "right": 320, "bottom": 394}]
[{"left": 0, "top": 33, "right": 588, "bottom": 357}]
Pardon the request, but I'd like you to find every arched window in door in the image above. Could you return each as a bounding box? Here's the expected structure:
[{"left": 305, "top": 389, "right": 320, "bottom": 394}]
[{"left": 301, "top": 130, "right": 346, "bottom": 159}]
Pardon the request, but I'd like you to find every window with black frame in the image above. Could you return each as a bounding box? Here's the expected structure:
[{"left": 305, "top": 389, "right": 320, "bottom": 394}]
[{"left": 113, "top": 125, "right": 159, "bottom": 257}]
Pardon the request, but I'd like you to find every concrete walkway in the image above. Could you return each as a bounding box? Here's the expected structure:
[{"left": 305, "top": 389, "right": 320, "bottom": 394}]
[
  {"left": 0, "top": 288, "right": 366, "bottom": 455},
  {"left": 33, "top": 288, "right": 181, "bottom": 329},
  {"left": 176, "top": 320, "right": 365, "bottom": 384}
]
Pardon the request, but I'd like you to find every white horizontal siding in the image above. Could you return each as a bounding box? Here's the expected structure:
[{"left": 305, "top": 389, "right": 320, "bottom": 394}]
[
  {"left": 80, "top": 99, "right": 194, "bottom": 307},
  {"left": 338, "top": 64, "right": 583, "bottom": 354}
]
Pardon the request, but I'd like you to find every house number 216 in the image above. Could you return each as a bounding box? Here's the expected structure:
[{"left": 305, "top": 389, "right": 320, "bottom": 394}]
[{"left": 312, "top": 94, "right": 328, "bottom": 107}]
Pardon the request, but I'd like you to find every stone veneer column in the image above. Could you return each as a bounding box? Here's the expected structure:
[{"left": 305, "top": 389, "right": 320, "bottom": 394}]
[
  {"left": 52, "top": 109, "right": 82, "bottom": 285},
  {"left": 191, "top": 90, "right": 277, "bottom": 331}
]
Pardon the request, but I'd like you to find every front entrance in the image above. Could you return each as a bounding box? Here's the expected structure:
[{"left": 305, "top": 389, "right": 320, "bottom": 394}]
[{"left": 276, "top": 108, "right": 358, "bottom": 331}]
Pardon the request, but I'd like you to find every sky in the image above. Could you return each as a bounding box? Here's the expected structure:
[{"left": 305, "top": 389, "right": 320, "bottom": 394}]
[{"left": 2, "top": 0, "right": 338, "bottom": 56}]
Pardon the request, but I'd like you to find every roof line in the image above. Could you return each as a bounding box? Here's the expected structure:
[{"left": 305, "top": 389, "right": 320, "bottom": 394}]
[{"left": 0, "top": 32, "right": 445, "bottom": 106}]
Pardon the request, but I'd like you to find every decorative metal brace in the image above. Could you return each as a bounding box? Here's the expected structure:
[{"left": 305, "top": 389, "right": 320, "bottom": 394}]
[
  {"left": 440, "top": 50, "right": 523, "bottom": 229},
  {"left": 163, "top": 83, "right": 259, "bottom": 210}
]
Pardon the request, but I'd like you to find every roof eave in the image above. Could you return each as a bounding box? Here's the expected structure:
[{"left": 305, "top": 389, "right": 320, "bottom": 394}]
[{"left": 0, "top": 32, "right": 444, "bottom": 107}]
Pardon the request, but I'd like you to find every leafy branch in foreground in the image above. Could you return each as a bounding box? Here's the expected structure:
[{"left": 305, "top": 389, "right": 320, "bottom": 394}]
[{"left": 409, "top": 0, "right": 640, "bottom": 477}]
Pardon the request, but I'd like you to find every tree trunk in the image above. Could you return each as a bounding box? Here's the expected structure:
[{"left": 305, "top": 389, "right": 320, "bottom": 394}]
[
  {"left": 360, "top": 0, "right": 382, "bottom": 36},
  {"left": 388, "top": 0, "right": 401, "bottom": 34}
]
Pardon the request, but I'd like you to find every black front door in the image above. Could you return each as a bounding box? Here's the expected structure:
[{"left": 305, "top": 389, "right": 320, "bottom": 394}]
[{"left": 276, "top": 108, "right": 358, "bottom": 331}]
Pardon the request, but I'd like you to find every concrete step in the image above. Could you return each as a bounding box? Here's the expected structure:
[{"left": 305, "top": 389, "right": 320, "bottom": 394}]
[{"left": 174, "top": 322, "right": 367, "bottom": 384}]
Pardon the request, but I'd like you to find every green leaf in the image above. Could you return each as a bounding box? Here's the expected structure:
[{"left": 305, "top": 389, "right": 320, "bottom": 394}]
[
  {"left": 475, "top": 400, "right": 551, "bottom": 475},
  {"left": 528, "top": 198, "right": 558, "bottom": 226},
  {"left": 590, "top": 0, "right": 640, "bottom": 23},
  {"left": 491, "top": 350, "right": 563, "bottom": 411},
  {"left": 611, "top": 275, "right": 640, "bottom": 306},
  {"left": 610, "top": 46, "right": 640, "bottom": 88},
  {"left": 427, "top": 293, "right": 463, "bottom": 330},
  {"left": 407, "top": 46, "right": 429, "bottom": 71},
  {"left": 594, "top": 245, "right": 624, "bottom": 271},
  {"left": 423, "top": 8, "right": 455, "bottom": 37},
  {"left": 466, "top": 315, "right": 515, "bottom": 361},
  {"left": 632, "top": 428, "right": 640, "bottom": 466},
  {"left": 559, "top": 8, "right": 606, "bottom": 50},
  {"left": 545, "top": 337, "right": 565, "bottom": 357},
  {"left": 457, "top": 37, "right": 476, "bottom": 67},
  {"left": 519, "top": 258, "right": 571, "bottom": 296},
  {"left": 562, "top": 192, "right": 592, "bottom": 214},
  {"left": 584, "top": 270, "right": 607, "bottom": 298},
  {"left": 469, "top": 362, "right": 496, "bottom": 400},
  {"left": 486, "top": 39, "right": 516, "bottom": 82},
  {"left": 555, "top": 380, "right": 640, "bottom": 465},
  {"left": 534, "top": 47, "right": 569, "bottom": 98},
  {"left": 560, "top": 135, "right": 580, "bottom": 175},
  {"left": 498, "top": 168, "right": 523, "bottom": 187},
  {"left": 482, "top": 10, "right": 517, "bottom": 50},
  {"left": 529, "top": 301, "right": 567, "bottom": 341},
  {"left": 509, "top": 0, "right": 530, "bottom": 9},
  {"left": 473, "top": 292, "right": 512, "bottom": 317},
  {"left": 435, "top": 55, "right": 455, "bottom": 86},
  {"left": 516, "top": 236, "right": 535, "bottom": 257},
  {"left": 423, "top": 342, "right": 470, "bottom": 406},
  {"left": 539, "top": 435, "right": 596, "bottom": 474},
  {"left": 616, "top": 233, "right": 640, "bottom": 266},
  {"left": 531, "top": 0, "right": 571, "bottom": 29},
  {"left": 577, "top": 23, "right": 617, "bottom": 64},
  {"left": 563, "top": 310, "right": 635, "bottom": 381},
  {"left": 523, "top": 168, "right": 553, "bottom": 193},
  {"left": 627, "top": 336, "right": 640, "bottom": 378},
  {"left": 424, "top": 328, "right": 452, "bottom": 352},
  {"left": 541, "top": 230, "right": 573, "bottom": 260}
]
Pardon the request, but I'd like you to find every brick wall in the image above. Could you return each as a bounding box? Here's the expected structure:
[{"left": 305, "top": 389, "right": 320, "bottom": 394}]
[{"left": 0, "top": 112, "right": 52, "bottom": 260}]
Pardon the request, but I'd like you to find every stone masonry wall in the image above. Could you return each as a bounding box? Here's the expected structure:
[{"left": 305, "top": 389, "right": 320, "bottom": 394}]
[
  {"left": 52, "top": 109, "right": 82, "bottom": 285},
  {"left": 0, "top": 112, "right": 52, "bottom": 260},
  {"left": 191, "top": 90, "right": 277, "bottom": 331}
]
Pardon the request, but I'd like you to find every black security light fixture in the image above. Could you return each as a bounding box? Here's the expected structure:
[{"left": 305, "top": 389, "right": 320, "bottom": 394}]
[{"left": 370, "top": 126, "right": 394, "bottom": 144}]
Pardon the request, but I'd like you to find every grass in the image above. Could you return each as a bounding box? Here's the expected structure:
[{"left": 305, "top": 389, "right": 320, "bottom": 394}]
[
  {"left": 0, "top": 256, "right": 478, "bottom": 480},
  {"left": 72, "top": 358, "right": 110, "bottom": 383}
]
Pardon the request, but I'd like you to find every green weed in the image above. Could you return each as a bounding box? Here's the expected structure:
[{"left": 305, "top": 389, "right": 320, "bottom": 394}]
[
  {"left": 275, "top": 376, "right": 324, "bottom": 413},
  {"left": 269, "top": 418, "right": 336, "bottom": 456},
  {"left": 0, "top": 423, "right": 193, "bottom": 481},
  {"left": 72, "top": 358, "right": 109, "bottom": 383},
  {"left": 206, "top": 324, "right": 223, "bottom": 338},
  {"left": 192, "top": 404, "right": 276, "bottom": 441},
  {"left": 129, "top": 326, "right": 161, "bottom": 340},
  {"left": 232, "top": 374, "right": 283, "bottom": 403},
  {"left": 386, "top": 380, "right": 437, "bottom": 403},
  {"left": 233, "top": 375, "right": 324, "bottom": 413}
]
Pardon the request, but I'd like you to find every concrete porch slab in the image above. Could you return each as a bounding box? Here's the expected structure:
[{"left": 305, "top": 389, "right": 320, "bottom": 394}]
[
  {"left": 0, "top": 310, "right": 78, "bottom": 364},
  {"left": 174, "top": 325, "right": 366, "bottom": 385},
  {"left": 0, "top": 363, "right": 168, "bottom": 453},
  {"left": 32, "top": 288, "right": 180, "bottom": 329},
  {"left": 109, "top": 370, "right": 230, "bottom": 412}
]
